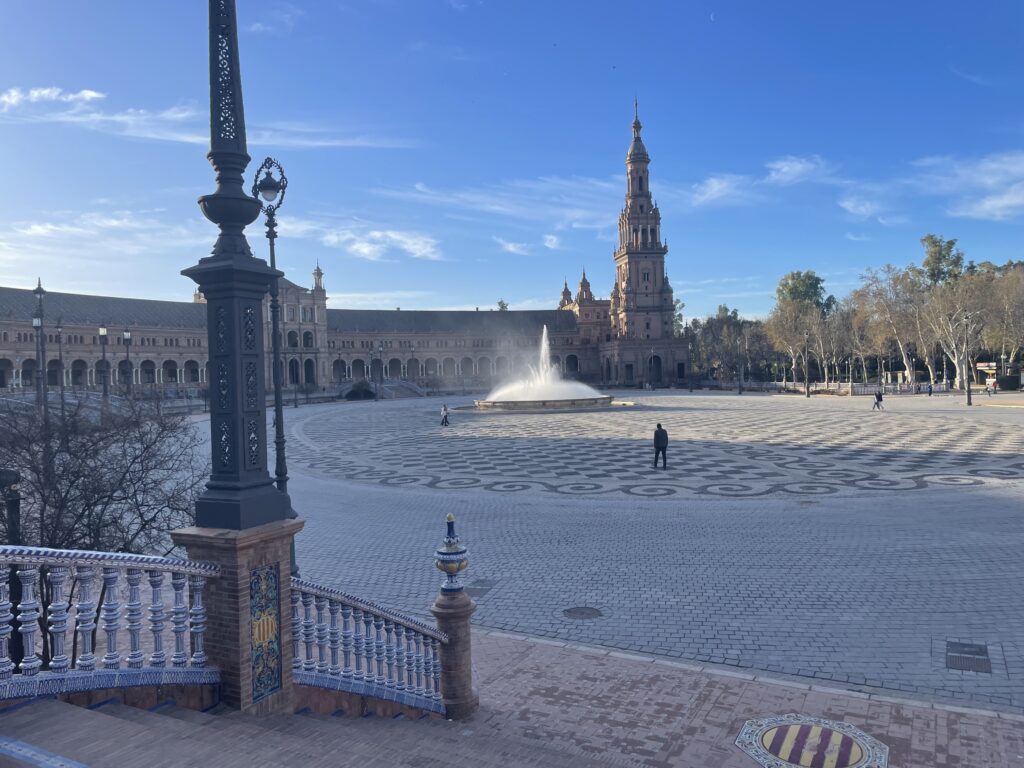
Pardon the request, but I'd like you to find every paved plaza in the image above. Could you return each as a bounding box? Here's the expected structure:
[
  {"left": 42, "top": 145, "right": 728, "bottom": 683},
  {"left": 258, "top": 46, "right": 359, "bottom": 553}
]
[{"left": 278, "top": 392, "right": 1024, "bottom": 714}]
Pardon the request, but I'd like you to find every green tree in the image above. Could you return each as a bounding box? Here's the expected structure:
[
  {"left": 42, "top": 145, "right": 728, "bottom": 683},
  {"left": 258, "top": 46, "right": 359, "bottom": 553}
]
[
  {"left": 776, "top": 270, "right": 827, "bottom": 307},
  {"left": 497, "top": 299, "right": 509, "bottom": 311},
  {"left": 672, "top": 298, "right": 686, "bottom": 336},
  {"left": 920, "top": 234, "right": 964, "bottom": 285}
]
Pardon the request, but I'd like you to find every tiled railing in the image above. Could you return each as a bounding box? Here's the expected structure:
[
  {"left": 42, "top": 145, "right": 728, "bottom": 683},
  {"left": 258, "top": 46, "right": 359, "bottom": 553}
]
[
  {"left": 290, "top": 578, "right": 448, "bottom": 715},
  {"left": 0, "top": 546, "right": 220, "bottom": 700}
]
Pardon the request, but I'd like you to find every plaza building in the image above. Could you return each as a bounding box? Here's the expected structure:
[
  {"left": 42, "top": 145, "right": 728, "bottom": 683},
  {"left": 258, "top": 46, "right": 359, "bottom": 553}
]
[{"left": 0, "top": 111, "right": 688, "bottom": 394}]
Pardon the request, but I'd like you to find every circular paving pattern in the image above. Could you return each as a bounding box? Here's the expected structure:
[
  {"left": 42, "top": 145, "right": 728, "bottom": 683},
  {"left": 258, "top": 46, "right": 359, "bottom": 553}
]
[
  {"left": 736, "top": 714, "right": 888, "bottom": 768},
  {"left": 286, "top": 394, "right": 1024, "bottom": 500}
]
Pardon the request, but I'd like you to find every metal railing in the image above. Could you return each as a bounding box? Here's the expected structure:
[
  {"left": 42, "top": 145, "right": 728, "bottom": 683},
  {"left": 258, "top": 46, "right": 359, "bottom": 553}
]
[
  {"left": 290, "top": 578, "right": 447, "bottom": 714},
  {"left": 0, "top": 546, "right": 219, "bottom": 700}
]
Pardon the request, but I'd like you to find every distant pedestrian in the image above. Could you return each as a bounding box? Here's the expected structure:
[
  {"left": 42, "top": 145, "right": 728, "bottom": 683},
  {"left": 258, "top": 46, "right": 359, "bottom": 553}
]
[
  {"left": 927, "top": 383, "right": 933, "bottom": 397},
  {"left": 872, "top": 390, "right": 884, "bottom": 410},
  {"left": 653, "top": 423, "right": 668, "bottom": 468},
  {"left": 441, "top": 404, "right": 450, "bottom": 426}
]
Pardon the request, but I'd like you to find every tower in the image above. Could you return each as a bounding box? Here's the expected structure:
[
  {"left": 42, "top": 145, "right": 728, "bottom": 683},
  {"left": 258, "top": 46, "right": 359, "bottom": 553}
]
[
  {"left": 559, "top": 280, "right": 572, "bottom": 308},
  {"left": 610, "top": 102, "right": 674, "bottom": 341}
]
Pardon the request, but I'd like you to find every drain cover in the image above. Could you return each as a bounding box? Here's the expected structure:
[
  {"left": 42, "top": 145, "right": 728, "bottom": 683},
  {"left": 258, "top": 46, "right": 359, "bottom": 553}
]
[
  {"left": 946, "top": 641, "right": 992, "bottom": 673},
  {"left": 736, "top": 714, "right": 889, "bottom": 767},
  {"left": 562, "top": 606, "right": 603, "bottom": 620}
]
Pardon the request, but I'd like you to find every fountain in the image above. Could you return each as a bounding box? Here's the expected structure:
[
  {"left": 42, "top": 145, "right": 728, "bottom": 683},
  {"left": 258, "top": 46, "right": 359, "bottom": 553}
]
[{"left": 475, "top": 326, "right": 613, "bottom": 410}]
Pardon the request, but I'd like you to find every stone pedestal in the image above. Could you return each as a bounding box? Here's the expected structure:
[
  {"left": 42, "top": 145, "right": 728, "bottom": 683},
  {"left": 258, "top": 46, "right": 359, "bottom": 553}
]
[
  {"left": 430, "top": 589, "right": 478, "bottom": 720},
  {"left": 172, "top": 518, "right": 303, "bottom": 715}
]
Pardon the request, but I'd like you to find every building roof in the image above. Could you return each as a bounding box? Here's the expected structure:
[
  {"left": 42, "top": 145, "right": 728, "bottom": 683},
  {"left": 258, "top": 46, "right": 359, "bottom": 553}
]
[
  {"left": 0, "top": 286, "right": 206, "bottom": 330},
  {"left": 326, "top": 309, "right": 576, "bottom": 335}
]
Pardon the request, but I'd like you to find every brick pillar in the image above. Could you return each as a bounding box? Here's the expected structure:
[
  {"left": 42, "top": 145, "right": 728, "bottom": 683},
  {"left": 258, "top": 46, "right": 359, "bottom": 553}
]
[
  {"left": 171, "top": 518, "right": 303, "bottom": 715},
  {"left": 431, "top": 589, "right": 478, "bottom": 719},
  {"left": 431, "top": 513, "right": 478, "bottom": 720}
]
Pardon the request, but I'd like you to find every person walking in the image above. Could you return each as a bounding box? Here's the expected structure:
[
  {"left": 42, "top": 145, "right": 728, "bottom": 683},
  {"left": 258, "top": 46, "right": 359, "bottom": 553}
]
[
  {"left": 872, "top": 390, "right": 884, "bottom": 410},
  {"left": 927, "top": 383, "right": 933, "bottom": 397},
  {"left": 441, "top": 403, "right": 450, "bottom": 426},
  {"left": 653, "top": 423, "right": 668, "bottom": 469}
]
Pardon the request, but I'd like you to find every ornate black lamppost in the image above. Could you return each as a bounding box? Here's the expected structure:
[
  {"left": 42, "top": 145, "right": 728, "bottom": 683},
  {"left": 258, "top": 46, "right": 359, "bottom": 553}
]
[
  {"left": 180, "top": 0, "right": 290, "bottom": 531},
  {"left": 32, "top": 279, "right": 47, "bottom": 419},
  {"left": 98, "top": 324, "right": 109, "bottom": 404},
  {"left": 122, "top": 328, "right": 132, "bottom": 397},
  {"left": 252, "top": 157, "right": 289, "bottom": 495}
]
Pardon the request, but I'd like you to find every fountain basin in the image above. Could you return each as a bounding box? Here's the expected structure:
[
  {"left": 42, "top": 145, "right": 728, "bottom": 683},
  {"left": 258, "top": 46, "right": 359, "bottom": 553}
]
[{"left": 474, "top": 395, "right": 613, "bottom": 410}]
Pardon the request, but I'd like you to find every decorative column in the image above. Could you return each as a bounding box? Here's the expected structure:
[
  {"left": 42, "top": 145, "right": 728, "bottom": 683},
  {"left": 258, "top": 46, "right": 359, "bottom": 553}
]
[
  {"left": 172, "top": 0, "right": 301, "bottom": 717},
  {"left": 430, "top": 514, "right": 478, "bottom": 720}
]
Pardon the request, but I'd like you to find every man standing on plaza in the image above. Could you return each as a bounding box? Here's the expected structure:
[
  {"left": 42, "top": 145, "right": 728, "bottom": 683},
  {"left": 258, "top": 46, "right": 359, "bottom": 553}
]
[{"left": 653, "top": 423, "right": 668, "bottom": 469}]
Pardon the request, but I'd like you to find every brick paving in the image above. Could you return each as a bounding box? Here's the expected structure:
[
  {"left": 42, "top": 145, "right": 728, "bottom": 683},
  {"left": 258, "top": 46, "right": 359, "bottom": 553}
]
[
  {"left": 274, "top": 393, "right": 1024, "bottom": 713},
  {"left": 470, "top": 630, "right": 1024, "bottom": 767}
]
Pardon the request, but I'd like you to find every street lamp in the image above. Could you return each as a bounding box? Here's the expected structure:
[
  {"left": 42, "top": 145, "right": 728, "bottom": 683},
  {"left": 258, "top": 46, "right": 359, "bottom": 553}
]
[
  {"left": 803, "top": 330, "right": 810, "bottom": 398},
  {"left": 962, "top": 313, "right": 973, "bottom": 407},
  {"left": 376, "top": 343, "right": 384, "bottom": 401},
  {"left": 1001, "top": 352, "right": 1008, "bottom": 377},
  {"left": 98, "top": 324, "right": 109, "bottom": 404},
  {"left": 56, "top": 319, "right": 65, "bottom": 421},
  {"left": 32, "top": 279, "right": 47, "bottom": 419},
  {"left": 122, "top": 328, "right": 132, "bottom": 397},
  {"left": 252, "top": 156, "right": 289, "bottom": 495}
]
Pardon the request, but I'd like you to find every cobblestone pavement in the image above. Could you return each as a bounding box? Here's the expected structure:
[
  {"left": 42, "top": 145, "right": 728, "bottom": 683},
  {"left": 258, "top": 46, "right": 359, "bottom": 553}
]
[
  {"left": 279, "top": 393, "right": 1024, "bottom": 713},
  {"left": 287, "top": 392, "right": 1024, "bottom": 498}
]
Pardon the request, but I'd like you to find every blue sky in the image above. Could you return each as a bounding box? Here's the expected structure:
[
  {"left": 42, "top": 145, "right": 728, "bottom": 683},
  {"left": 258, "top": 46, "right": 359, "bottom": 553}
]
[{"left": 1, "top": 1, "right": 1022, "bottom": 318}]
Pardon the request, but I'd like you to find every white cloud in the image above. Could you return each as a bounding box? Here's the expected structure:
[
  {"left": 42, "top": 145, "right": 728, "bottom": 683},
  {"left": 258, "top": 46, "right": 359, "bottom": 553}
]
[
  {"left": 837, "top": 196, "right": 880, "bottom": 217},
  {"left": 763, "top": 155, "right": 826, "bottom": 186},
  {"left": 948, "top": 182, "right": 1024, "bottom": 221},
  {"left": 0, "top": 86, "right": 413, "bottom": 148},
  {"left": 327, "top": 290, "right": 432, "bottom": 309},
  {"left": 845, "top": 232, "right": 871, "bottom": 242},
  {"left": 0, "top": 87, "right": 104, "bottom": 112},
  {"left": 910, "top": 151, "right": 1024, "bottom": 221},
  {"left": 543, "top": 234, "right": 561, "bottom": 249},
  {"left": 376, "top": 176, "right": 620, "bottom": 231},
  {"left": 282, "top": 217, "right": 443, "bottom": 262},
  {"left": 691, "top": 174, "right": 751, "bottom": 206},
  {"left": 248, "top": 3, "right": 304, "bottom": 34},
  {"left": 494, "top": 236, "right": 529, "bottom": 255}
]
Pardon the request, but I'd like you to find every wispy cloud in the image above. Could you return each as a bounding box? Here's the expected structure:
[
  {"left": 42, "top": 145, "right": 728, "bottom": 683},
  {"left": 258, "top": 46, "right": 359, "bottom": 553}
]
[
  {"left": 845, "top": 232, "right": 871, "bottom": 242},
  {"left": 493, "top": 236, "right": 529, "bottom": 255},
  {"left": 0, "top": 86, "right": 414, "bottom": 148},
  {"left": 687, "top": 154, "right": 830, "bottom": 207},
  {"left": 911, "top": 151, "right": 1024, "bottom": 221},
  {"left": 948, "top": 65, "right": 991, "bottom": 87},
  {"left": 690, "top": 174, "right": 751, "bottom": 206},
  {"left": 279, "top": 216, "right": 443, "bottom": 262},
  {"left": 763, "top": 154, "right": 827, "bottom": 186},
  {"left": 837, "top": 196, "right": 881, "bottom": 218},
  {"left": 248, "top": 3, "right": 304, "bottom": 34},
  {"left": 0, "top": 87, "right": 104, "bottom": 111},
  {"left": 375, "top": 176, "right": 620, "bottom": 231},
  {"left": 327, "top": 290, "right": 432, "bottom": 309},
  {"left": 543, "top": 234, "right": 561, "bottom": 249}
]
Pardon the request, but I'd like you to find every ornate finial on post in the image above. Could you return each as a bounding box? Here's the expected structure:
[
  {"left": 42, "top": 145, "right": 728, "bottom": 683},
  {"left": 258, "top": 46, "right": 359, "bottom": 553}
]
[
  {"left": 430, "top": 513, "right": 478, "bottom": 719},
  {"left": 435, "top": 513, "right": 468, "bottom": 593}
]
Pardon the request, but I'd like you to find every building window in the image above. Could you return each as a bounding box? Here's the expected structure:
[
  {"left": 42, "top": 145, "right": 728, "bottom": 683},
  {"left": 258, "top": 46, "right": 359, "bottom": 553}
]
[{"left": 287, "top": 306, "right": 295, "bottom": 322}]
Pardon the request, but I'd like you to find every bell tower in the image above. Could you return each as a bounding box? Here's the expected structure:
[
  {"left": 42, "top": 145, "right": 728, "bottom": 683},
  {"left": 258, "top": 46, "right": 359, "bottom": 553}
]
[{"left": 610, "top": 101, "right": 674, "bottom": 341}]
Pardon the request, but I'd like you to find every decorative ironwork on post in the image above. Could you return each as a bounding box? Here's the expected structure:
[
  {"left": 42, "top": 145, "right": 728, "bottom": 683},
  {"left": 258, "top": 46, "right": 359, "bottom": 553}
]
[{"left": 181, "top": 0, "right": 290, "bottom": 529}]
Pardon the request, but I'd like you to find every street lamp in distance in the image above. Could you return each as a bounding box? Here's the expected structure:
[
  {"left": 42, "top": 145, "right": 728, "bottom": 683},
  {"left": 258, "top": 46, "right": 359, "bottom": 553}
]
[
  {"left": 377, "top": 343, "right": 384, "bottom": 401},
  {"left": 122, "top": 328, "right": 132, "bottom": 397},
  {"left": 98, "top": 324, "right": 109, "bottom": 403},
  {"left": 803, "top": 330, "right": 810, "bottom": 398}
]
